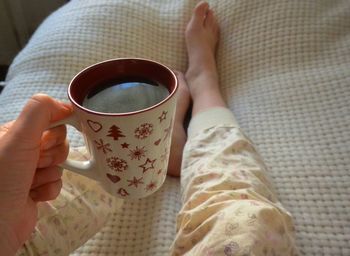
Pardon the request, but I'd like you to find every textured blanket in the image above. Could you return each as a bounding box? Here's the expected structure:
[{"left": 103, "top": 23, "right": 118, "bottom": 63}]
[{"left": 1, "top": 0, "right": 349, "bottom": 255}]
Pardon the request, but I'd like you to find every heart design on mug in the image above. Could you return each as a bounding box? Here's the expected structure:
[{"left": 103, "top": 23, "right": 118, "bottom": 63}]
[
  {"left": 106, "top": 173, "right": 121, "bottom": 183},
  {"left": 87, "top": 120, "right": 102, "bottom": 132},
  {"left": 154, "top": 139, "right": 161, "bottom": 145}
]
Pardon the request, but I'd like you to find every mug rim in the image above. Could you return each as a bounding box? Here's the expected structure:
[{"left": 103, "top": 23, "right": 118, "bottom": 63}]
[{"left": 67, "top": 57, "right": 178, "bottom": 116}]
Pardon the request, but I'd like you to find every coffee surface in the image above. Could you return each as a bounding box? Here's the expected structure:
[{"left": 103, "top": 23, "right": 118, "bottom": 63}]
[{"left": 82, "top": 78, "right": 169, "bottom": 113}]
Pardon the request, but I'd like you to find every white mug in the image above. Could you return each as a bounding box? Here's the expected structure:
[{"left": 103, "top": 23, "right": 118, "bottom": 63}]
[{"left": 53, "top": 58, "right": 178, "bottom": 199}]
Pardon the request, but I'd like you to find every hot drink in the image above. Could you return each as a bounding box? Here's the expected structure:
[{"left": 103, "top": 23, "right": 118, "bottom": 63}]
[{"left": 82, "top": 77, "right": 169, "bottom": 113}]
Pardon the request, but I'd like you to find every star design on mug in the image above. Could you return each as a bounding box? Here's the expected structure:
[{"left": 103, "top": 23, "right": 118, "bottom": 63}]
[
  {"left": 158, "top": 111, "right": 168, "bottom": 123},
  {"left": 139, "top": 158, "right": 156, "bottom": 173},
  {"left": 121, "top": 142, "right": 129, "bottom": 149},
  {"left": 127, "top": 176, "right": 144, "bottom": 188}
]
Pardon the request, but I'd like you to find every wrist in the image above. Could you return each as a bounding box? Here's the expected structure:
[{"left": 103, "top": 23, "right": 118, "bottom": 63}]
[{"left": 0, "top": 221, "right": 21, "bottom": 256}]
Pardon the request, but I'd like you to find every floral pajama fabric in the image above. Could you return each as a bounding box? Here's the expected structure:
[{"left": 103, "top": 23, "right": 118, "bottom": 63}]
[
  {"left": 17, "top": 107, "right": 297, "bottom": 255},
  {"left": 170, "top": 108, "right": 298, "bottom": 256}
]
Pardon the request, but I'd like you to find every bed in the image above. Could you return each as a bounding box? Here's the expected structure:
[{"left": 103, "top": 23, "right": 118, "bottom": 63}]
[{"left": 1, "top": 0, "right": 349, "bottom": 255}]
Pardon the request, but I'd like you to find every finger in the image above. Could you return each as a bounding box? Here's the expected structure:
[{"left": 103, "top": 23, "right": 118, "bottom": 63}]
[
  {"left": 40, "top": 125, "right": 67, "bottom": 151},
  {"left": 30, "top": 179, "right": 63, "bottom": 202},
  {"left": 38, "top": 140, "right": 69, "bottom": 169},
  {"left": 31, "top": 166, "right": 63, "bottom": 189},
  {"left": 8, "top": 94, "right": 72, "bottom": 147}
]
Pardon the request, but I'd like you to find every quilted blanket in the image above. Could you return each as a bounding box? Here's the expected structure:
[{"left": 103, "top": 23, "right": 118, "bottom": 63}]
[{"left": 1, "top": 0, "right": 349, "bottom": 255}]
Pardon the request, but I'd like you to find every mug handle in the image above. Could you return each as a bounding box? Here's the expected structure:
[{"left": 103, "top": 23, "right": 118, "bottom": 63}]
[{"left": 50, "top": 115, "right": 99, "bottom": 180}]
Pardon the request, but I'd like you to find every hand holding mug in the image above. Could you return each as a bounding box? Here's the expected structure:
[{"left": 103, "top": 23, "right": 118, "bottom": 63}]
[{"left": 0, "top": 95, "right": 71, "bottom": 254}]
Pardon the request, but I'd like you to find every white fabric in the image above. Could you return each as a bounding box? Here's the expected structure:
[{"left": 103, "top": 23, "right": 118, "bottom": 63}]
[{"left": 1, "top": 0, "right": 349, "bottom": 255}]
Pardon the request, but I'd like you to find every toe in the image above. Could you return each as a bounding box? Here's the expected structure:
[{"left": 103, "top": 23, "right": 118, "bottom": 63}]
[
  {"left": 204, "top": 9, "right": 220, "bottom": 48},
  {"left": 190, "top": 1, "right": 209, "bottom": 26},
  {"left": 205, "top": 9, "right": 219, "bottom": 31},
  {"left": 194, "top": 1, "right": 209, "bottom": 16}
]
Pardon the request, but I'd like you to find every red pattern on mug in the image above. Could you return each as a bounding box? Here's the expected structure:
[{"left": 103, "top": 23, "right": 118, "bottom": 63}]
[
  {"left": 121, "top": 142, "right": 129, "bottom": 148},
  {"left": 107, "top": 156, "right": 128, "bottom": 172},
  {"left": 107, "top": 125, "right": 126, "bottom": 140},
  {"left": 160, "top": 148, "right": 168, "bottom": 163},
  {"left": 127, "top": 176, "right": 144, "bottom": 188},
  {"left": 145, "top": 180, "right": 157, "bottom": 191},
  {"left": 94, "top": 139, "right": 112, "bottom": 154},
  {"left": 106, "top": 173, "right": 121, "bottom": 183},
  {"left": 118, "top": 188, "right": 129, "bottom": 197},
  {"left": 139, "top": 158, "right": 156, "bottom": 173},
  {"left": 52, "top": 58, "right": 178, "bottom": 199},
  {"left": 128, "top": 146, "right": 147, "bottom": 160},
  {"left": 87, "top": 120, "right": 102, "bottom": 132},
  {"left": 158, "top": 111, "right": 167, "bottom": 123},
  {"left": 134, "top": 123, "right": 154, "bottom": 139},
  {"left": 163, "top": 118, "right": 172, "bottom": 141}
]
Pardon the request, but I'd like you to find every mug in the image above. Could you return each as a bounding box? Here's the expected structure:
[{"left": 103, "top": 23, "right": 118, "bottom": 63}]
[{"left": 53, "top": 58, "right": 178, "bottom": 199}]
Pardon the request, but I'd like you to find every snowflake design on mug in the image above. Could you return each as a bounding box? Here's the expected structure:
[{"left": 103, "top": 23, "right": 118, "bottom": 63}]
[
  {"left": 106, "top": 156, "right": 128, "bottom": 172},
  {"left": 94, "top": 139, "right": 112, "bottom": 154},
  {"left": 134, "top": 123, "right": 153, "bottom": 139},
  {"left": 128, "top": 146, "right": 147, "bottom": 160},
  {"left": 145, "top": 180, "right": 157, "bottom": 192}
]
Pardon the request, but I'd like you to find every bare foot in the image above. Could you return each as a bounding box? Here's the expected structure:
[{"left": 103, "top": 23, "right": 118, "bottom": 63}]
[
  {"left": 185, "top": 1, "right": 226, "bottom": 115},
  {"left": 167, "top": 71, "right": 191, "bottom": 177},
  {"left": 186, "top": 1, "right": 219, "bottom": 76},
  {"left": 167, "top": 2, "right": 226, "bottom": 176}
]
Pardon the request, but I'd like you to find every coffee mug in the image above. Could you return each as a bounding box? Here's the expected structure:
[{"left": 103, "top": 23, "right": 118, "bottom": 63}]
[{"left": 52, "top": 58, "right": 178, "bottom": 199}]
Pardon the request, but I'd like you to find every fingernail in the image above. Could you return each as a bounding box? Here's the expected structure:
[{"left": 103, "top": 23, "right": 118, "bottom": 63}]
[
  {"left": 61, "top": 103, "right": 72, "bottom": 113},
  {"left": 38, "top": 155, "right": 53, "bottom": 168}
]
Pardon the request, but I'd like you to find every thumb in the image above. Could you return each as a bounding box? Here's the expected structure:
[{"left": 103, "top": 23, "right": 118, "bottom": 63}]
[{"left": 9, "top": 94, "right": 72, "bottom": 147}]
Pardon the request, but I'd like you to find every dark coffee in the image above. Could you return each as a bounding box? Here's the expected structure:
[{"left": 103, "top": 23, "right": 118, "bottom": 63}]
[{"left": 82, "top": 77, "right": 169, "bottom": 113}]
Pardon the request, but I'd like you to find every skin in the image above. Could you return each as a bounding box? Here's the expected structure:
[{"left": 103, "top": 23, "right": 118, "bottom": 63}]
[
  {"left": 0, "top": 94, "right": 72, "bottom": 255},
  {"left": 167, "top": 1, "right": 226, "bottom": 176}
]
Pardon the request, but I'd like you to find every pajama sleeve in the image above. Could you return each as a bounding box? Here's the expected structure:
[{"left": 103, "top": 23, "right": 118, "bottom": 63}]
[
  {"left": 170, "top": 107, "right": 298, "bottom": 256},
  {"left": 16, "top": 148, "right": 122, "bottom": 256}
]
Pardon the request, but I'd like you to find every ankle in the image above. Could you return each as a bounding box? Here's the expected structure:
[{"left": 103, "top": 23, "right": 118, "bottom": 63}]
[
  {"left": 185, "top": 68, "right": 219, "bottom": 96},
  {"left": 186, "top": 66, "right": 218, "bottom": 82}
]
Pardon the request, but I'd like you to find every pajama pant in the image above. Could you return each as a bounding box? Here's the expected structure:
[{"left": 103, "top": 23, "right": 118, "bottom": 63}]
[{"left": 17, "top": 107, "right": 298, "bottom": 256}]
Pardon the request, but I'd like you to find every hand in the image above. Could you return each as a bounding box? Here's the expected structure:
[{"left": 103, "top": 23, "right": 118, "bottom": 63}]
[{"left": 0, "top": 94, "right": 72, "bottom": 255}]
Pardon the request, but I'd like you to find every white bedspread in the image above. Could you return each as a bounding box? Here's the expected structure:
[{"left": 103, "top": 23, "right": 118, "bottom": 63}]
[{"left": 1, "top": 0, "right": 349, "bottom": 255}]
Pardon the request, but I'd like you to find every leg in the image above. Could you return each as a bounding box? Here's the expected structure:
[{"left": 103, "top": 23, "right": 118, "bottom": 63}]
[
  {"left": 167, "top": 72, "right": 191, "bottom": 177},
  {"left": 185, "top": 1, "right": 226, "bottom": 116},
  {"left": 170, "top": 2, "right": 298, "bottom": 255},
  {"left": 167, "top": 0, "right": 225, "bottom": 176}
]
